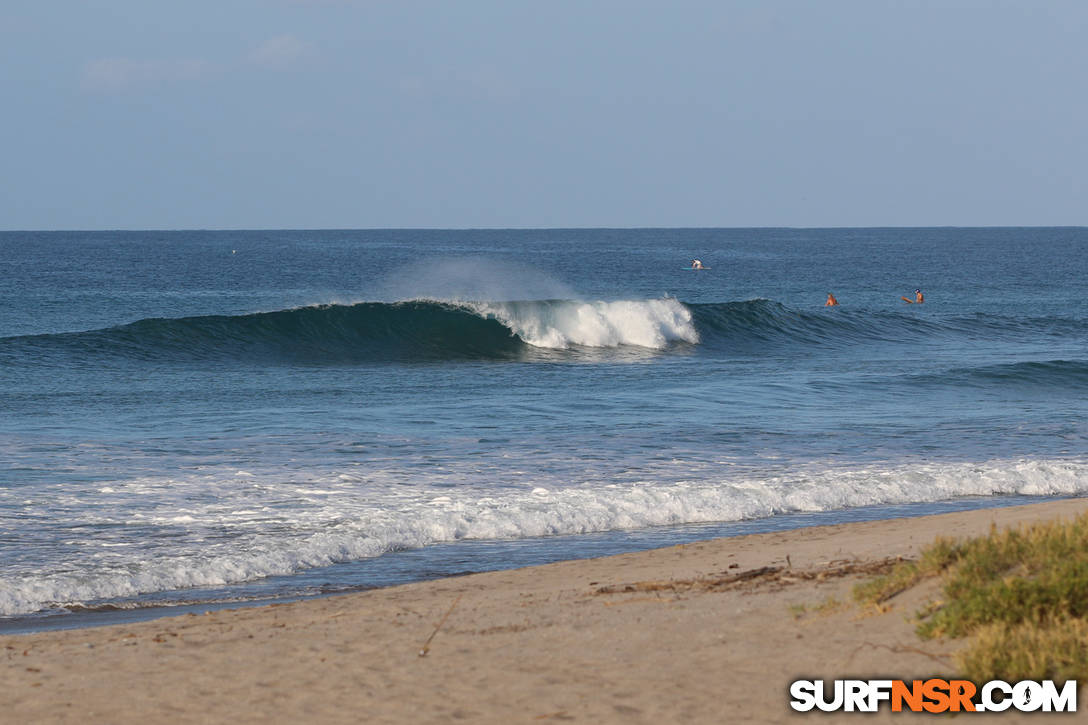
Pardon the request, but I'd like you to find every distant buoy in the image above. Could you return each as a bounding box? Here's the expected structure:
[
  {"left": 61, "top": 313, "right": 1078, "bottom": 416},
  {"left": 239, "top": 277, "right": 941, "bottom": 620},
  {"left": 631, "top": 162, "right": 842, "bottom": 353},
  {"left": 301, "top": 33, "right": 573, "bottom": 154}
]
[{"left": 232, "top": 250, "right": 237, "bottom": 254}]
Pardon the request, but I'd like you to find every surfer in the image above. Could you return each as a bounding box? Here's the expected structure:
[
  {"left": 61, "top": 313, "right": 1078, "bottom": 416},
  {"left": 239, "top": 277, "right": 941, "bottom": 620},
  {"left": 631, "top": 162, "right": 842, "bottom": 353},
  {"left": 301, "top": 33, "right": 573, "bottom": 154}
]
[
  {"left": 825, "top": 292, "right": 839, "bottom": 307},
  {"left": 901, "top": 289, "right": 924, "bottom": 304},
  {"left": 691, "top": 259, "right": 704, "bottom": 270}
]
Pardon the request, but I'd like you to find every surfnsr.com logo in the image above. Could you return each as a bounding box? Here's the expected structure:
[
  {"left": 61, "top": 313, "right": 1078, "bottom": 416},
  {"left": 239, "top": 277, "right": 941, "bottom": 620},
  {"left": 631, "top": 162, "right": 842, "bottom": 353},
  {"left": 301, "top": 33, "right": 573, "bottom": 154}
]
[{"left": 789, "top": 679, "right": 1077, "bottom": 713}]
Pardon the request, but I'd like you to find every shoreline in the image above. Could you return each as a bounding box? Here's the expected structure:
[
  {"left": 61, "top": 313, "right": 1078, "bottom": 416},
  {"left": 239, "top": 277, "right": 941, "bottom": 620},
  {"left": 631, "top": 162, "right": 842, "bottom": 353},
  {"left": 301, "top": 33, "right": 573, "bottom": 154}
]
[
  {"left": 3, "top": 493, "right": 1075, "bottom": 637},
  {"left": 4, "top": 498, "right": 1087, "bottom": 723}
]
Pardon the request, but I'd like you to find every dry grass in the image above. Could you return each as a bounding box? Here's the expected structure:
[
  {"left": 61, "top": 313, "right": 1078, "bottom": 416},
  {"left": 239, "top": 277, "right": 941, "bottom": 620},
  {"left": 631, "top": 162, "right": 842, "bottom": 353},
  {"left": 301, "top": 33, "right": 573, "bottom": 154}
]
[
  {"left": 789, "top": 595, "right": 845, "bottom": 620},
  {"left": 959, "top": 615, "right": 1088, "bottom": 682},
  {"left": 855, "top": 512, "right": 1088, "bottom": 682},
  {"left": 595, "top": 558, "right": 902, "bottom": 597}
]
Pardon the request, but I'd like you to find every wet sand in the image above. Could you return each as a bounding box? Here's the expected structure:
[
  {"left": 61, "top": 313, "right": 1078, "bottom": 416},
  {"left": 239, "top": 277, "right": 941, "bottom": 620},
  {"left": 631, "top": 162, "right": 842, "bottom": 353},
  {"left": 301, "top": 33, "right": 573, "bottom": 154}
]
[{"left": 3, "top": 498, "right": 1085, "bottom": 724}]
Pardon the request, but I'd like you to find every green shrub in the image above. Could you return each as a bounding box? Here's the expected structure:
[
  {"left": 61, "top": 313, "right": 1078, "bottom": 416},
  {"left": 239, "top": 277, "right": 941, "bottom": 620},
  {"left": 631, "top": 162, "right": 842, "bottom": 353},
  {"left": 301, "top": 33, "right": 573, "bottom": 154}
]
[{"left": 854, "top": 512, "right": 1088, "bottom": 681}]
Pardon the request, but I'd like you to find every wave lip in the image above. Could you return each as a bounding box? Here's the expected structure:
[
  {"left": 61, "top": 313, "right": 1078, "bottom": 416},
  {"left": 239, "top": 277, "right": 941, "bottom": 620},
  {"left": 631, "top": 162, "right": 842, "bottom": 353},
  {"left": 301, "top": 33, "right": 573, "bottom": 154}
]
[{"left": 469, "top": 298, "right": 698, "bottom": 349}]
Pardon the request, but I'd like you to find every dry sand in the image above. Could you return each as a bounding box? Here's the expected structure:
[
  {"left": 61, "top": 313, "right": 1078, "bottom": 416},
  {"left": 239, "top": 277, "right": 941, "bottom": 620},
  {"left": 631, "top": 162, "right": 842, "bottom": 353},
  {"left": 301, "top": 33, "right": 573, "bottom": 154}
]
[{"left": 3, "top": 498, "right": 1086, "bottom": 724}]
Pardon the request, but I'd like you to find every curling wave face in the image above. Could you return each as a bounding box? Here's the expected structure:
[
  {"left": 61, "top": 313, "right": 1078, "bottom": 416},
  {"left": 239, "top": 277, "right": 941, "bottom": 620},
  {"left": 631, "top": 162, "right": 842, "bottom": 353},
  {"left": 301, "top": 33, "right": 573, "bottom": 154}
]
[
  {"left": 0, "top": 298, "right": 698, "bottom": 364},
  {"left": 5, "top": 296, "right": 1087, "bottom": 366}
]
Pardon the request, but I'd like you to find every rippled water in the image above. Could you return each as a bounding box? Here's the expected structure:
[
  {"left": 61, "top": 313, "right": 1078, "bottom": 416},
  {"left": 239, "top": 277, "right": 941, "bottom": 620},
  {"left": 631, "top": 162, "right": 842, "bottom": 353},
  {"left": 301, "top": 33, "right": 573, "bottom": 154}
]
[{"left": 1, "top": 227, "right": 1085, "bottom": 624}]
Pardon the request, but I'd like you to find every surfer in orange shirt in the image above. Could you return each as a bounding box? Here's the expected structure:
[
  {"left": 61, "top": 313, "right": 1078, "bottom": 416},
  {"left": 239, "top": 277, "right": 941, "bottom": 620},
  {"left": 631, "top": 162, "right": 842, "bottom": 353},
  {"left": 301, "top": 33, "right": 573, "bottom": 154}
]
[{"left": 901, "top": 289, "right": 924, "bottom": 304}]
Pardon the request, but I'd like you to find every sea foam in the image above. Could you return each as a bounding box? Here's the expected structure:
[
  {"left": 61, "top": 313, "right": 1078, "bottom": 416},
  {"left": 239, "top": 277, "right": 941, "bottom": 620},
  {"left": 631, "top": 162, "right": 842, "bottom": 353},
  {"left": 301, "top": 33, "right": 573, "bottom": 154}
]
[
  {"left": 1, "top": 458, "right": 1085, "bottom": 617},
  {"left": 468, "top": 298, "right": 699, "bottom": 349}
]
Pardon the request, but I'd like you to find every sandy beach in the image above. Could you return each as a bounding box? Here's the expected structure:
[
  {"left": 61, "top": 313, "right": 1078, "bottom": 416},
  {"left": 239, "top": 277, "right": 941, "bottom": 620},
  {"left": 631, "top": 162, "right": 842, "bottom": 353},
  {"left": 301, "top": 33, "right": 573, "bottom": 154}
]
[{"left": 3, "top": 498, "right": 1085, "bottom": 724}]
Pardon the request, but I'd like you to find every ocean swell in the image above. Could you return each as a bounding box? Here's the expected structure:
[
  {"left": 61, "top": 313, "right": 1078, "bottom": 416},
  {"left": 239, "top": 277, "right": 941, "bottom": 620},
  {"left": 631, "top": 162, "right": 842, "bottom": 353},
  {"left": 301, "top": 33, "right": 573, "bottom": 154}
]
[
  {"left": 3, "top": 298, "right": 1084, "bottom": 366},
  {"left": 0, "top": 298, "right": 698, "bottom": 364}
]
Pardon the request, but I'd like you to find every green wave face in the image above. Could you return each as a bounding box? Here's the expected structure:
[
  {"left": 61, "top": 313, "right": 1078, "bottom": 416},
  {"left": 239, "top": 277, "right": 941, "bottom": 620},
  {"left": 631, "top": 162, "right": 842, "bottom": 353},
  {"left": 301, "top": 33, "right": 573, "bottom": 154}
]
[{"left": 4, "top": 299, "right": 1087, "bottom": 374}]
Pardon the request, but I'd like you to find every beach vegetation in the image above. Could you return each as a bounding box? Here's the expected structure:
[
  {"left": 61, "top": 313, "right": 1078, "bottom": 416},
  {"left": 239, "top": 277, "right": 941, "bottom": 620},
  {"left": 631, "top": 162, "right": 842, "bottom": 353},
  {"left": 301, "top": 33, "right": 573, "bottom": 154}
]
[
  {"left": 960, "top": 615, "right": 1088, "bottom": 682},
  {"left": 854, "top": 513, "right": 1088, "bottom": 681},
  {"left": 788, "top": 595, "right": 843, "bottom": 619}
]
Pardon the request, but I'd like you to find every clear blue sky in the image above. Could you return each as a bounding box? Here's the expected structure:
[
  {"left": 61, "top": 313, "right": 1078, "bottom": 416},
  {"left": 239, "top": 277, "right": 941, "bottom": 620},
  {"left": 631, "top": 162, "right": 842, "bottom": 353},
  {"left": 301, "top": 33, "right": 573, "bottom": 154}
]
[{"left": 2, "top": 1, "right": 1085, "bottom": 229}]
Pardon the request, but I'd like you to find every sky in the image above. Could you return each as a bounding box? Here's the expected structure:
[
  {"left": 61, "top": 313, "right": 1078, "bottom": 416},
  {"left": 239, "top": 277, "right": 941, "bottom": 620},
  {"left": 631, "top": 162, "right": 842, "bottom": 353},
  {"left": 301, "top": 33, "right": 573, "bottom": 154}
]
[{"left": 1, "top": 0, "right": 1086, "bottom": 229}]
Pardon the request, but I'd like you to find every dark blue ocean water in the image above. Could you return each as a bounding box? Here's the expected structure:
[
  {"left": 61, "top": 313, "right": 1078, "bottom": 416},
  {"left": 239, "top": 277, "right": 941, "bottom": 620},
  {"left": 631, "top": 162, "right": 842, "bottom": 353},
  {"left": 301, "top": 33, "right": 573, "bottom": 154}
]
[{"left": 1, "top": 228, "right": 1086, "bottom": 628}]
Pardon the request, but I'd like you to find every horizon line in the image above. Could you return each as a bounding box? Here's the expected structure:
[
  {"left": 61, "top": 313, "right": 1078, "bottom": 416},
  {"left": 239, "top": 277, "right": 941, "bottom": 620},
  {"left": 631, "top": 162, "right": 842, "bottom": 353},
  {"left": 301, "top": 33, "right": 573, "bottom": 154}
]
[{"left": 3, "top": 224, "right": 1087, "bottom": 233}]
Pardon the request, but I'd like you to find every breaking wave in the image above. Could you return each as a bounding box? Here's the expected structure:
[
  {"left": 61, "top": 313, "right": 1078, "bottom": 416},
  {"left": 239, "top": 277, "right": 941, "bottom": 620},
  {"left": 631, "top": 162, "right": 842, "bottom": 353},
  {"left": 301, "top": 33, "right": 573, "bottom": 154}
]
[
  {"left": 3, "top": 298, "right": 1085, "bottom": 368},
  {"left": 0, "top": 298, "right": 698, "bottom": 363},
  {"left": 1, "top": 458, "right": 1085, "bottom": 616}
]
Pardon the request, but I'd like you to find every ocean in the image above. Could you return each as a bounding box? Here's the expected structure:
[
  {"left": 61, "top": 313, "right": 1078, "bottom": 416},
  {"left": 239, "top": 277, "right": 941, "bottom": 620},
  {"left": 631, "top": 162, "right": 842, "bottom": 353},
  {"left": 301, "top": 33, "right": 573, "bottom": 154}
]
[{"left": 2, "top": 227, "right": 1086, "bottom": 631}]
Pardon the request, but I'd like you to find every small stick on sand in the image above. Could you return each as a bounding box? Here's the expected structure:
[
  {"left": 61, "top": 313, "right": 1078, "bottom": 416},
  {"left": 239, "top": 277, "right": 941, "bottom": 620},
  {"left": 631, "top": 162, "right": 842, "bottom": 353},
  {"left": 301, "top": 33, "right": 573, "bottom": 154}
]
[
  {"left": 418, "top": 594, "right": 463, "bottom": 657},
  {"left": 850, "top": 641, "right": 951, "bottom": 666}
]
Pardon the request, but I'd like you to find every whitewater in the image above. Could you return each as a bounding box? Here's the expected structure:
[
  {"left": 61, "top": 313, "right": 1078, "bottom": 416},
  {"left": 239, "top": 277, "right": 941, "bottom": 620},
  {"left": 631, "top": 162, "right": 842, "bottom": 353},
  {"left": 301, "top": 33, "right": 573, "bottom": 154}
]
[
  {"left": 2, "top": 457, "right": 1086, "bottom": 618},
  {"left": 1, "top": 228, "right": 1085, "bottom": 627}
]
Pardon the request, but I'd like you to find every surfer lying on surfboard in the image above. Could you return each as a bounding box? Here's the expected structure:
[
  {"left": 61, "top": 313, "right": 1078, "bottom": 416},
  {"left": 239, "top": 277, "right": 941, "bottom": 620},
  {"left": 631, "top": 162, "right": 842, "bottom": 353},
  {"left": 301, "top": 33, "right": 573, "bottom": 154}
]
[{"left": 901, "top": 289, "right": 924, "bottom": 304}]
